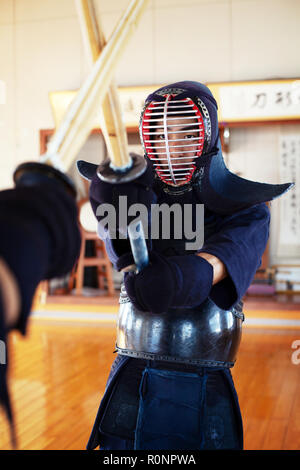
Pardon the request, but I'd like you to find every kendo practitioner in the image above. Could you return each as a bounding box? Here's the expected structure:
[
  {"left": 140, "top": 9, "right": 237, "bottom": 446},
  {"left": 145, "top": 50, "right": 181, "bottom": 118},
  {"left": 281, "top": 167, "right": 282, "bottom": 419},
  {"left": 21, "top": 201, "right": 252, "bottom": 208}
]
[
  {"left": 0, "top": 164, "right": 81, "bottom": 446},
  {"left": 78, "top": 81, "right": 293, "bottom": 450}
]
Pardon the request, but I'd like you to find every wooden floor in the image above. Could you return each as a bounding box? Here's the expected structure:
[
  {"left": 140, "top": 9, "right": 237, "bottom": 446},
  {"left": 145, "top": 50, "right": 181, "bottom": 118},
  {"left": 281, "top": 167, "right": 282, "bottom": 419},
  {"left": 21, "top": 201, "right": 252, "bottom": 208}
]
[{"left": 1, "top": 319, "right": 300, "bottom": 450}]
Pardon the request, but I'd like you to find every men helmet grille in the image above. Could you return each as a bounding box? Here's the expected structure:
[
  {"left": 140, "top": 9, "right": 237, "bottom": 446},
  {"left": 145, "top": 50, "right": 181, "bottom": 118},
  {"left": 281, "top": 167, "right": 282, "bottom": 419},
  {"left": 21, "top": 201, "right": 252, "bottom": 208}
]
[{"left": 141, "top": 94, "right": 205, "bottom": 186}]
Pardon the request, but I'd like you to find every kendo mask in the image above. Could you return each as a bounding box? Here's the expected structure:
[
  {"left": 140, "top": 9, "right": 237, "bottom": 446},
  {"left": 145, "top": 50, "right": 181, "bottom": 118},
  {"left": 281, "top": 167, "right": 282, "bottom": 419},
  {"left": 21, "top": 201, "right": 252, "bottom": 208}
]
[
  {"left": 139, "top": 81, "right": 294, "bottom": 213},
  {"left": 140, "top": 82, "right": 219, "bottom": 187}
]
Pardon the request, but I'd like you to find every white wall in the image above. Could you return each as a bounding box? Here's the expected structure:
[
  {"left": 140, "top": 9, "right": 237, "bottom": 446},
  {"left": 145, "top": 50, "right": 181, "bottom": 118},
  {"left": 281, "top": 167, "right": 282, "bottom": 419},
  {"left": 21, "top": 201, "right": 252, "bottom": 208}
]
[{"left": 0, "top": 0, "right": 299, "bottom": 263}]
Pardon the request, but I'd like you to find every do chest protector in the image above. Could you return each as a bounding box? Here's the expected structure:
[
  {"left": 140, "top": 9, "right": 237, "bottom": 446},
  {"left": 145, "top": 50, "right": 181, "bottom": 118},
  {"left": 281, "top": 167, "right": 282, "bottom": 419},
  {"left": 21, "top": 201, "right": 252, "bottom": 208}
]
[{"left": 116, "top": 285, "right": 244, "bottom": 368}]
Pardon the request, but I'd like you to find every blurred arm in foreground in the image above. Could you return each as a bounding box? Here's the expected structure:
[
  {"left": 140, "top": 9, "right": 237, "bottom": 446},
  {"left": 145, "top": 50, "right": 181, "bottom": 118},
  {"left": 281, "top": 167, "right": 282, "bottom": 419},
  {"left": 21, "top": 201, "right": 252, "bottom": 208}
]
[{"left": 0, "top": 163, "right": 81, "bottom": 446}]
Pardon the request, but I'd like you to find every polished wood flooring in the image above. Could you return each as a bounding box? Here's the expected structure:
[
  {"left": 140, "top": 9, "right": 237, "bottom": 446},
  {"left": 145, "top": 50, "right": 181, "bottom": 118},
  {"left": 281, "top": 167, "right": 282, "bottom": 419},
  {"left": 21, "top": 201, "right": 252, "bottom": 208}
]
[{"left": 1, "top": 320, "right": 300, "bottom": 450}]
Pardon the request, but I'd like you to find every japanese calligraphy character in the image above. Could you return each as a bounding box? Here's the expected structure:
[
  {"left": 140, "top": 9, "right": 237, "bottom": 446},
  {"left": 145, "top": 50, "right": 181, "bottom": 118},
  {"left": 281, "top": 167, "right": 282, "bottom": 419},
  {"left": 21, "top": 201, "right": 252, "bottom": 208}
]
[{"left": 252, "top": 93, "right": 267, "bottom": 108}]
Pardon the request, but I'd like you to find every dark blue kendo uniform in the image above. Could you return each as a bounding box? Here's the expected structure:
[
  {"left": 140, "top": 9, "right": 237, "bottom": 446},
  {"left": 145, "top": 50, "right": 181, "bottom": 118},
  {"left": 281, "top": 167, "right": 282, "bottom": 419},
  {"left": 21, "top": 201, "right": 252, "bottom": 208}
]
[
  {"left": 78, "top": 81, "right": 293, "bottom": 451},
  {"left": 85, "top": 180, "right": 269, "bottom": 450}
]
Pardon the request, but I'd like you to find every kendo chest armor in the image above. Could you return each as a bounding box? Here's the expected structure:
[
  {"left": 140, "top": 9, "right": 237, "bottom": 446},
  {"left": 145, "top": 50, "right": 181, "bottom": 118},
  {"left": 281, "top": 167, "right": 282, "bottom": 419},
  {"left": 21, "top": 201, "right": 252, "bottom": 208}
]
[{"left": 116, "top": 225, "right": 245, "bottom": 368}]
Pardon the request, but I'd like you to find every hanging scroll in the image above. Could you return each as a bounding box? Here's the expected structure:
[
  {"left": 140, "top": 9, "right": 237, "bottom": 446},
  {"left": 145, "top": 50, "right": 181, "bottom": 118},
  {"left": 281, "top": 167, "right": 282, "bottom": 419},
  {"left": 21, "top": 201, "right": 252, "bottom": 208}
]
[{"left": 278, "top": 134, "right": 300, "bottom": 257}]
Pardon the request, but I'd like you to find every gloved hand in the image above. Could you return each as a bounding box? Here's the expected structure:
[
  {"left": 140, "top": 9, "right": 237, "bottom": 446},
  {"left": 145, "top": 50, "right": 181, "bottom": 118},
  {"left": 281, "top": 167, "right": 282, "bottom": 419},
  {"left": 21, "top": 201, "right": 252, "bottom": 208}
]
[
  {"left": 123, "top": 251, "right": 214, "bottom": 313},
  {"left": 89, "top": 159, "right": 156, "bottom": 269},
  {"left": 89, "top": 159, "right": 157, "bottom": 223},
  {"left": 2, "top": 163, "right": 81, "bottom": 334}
]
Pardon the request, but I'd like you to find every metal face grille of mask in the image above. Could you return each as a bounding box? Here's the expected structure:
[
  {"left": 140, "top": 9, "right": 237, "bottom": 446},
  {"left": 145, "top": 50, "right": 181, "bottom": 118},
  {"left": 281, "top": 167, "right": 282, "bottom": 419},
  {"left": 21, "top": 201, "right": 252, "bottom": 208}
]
[{"left": 141, "top": 94, "right": 205, "bottom": 186}]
